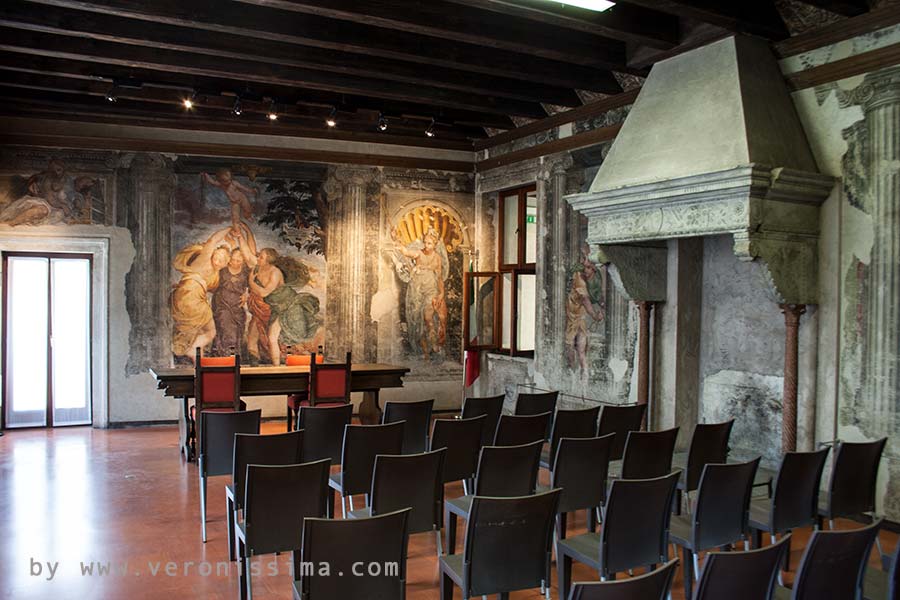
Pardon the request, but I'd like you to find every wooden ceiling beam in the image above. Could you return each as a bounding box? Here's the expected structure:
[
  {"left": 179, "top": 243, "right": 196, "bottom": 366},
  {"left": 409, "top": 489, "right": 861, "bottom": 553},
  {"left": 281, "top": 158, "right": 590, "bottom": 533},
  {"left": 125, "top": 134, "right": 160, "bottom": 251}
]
[
  {"left": 0, "top": 26, "right": 549, "bottom": 118},
  {"left": 792, "top": 0, "right": 870, "bottom": 17},
  {"left": 615, "top": 0, "right": 789, "bottom": 40},
  {"left": 0, "top": 2, "right": 598, "bottom": 103}
]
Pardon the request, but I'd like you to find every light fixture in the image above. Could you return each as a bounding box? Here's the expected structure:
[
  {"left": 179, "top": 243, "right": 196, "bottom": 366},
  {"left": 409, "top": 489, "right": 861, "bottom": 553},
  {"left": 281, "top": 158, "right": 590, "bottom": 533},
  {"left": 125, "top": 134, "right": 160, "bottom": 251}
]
[
  {"left": 425, "top": 118, "right": 435, "bottom": 138},
  {"left": 182, "top": 91, "right": 197, "bottom": 109},
  {"left": 325, "top": 106, "right": 337, "bottom": 127},
  {"left": 105, "top": 86, "right": 117, "bottom": 103},
  {"left": 377, "top": 112, "right": 388, "bottom": 132},
  {"left": 550, "top": 0, "right": 614, "bottom": 11},
  {"left": 267, "top": 100, "right": 278, "bottom": 121},
  {"left": 232, "top": 96, "right": 242, "bottom": 116}
]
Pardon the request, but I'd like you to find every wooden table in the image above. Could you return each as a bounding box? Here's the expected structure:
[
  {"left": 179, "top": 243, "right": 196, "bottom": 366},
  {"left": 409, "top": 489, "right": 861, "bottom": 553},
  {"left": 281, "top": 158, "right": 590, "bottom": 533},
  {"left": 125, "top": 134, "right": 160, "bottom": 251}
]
[{"left": 150, "top": 363, "right": 410, "bottom": 460}]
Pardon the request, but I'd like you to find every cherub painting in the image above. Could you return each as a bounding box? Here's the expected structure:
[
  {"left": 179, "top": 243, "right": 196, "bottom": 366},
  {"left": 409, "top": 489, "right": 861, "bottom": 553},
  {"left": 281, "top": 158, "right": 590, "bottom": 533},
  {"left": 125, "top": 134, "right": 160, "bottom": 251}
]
[
  {"left": 202, "top": 168, "right": 257, "bottom": 235},
  {"left": 565, "top": 245, "right": 607, "bottom": 372}
]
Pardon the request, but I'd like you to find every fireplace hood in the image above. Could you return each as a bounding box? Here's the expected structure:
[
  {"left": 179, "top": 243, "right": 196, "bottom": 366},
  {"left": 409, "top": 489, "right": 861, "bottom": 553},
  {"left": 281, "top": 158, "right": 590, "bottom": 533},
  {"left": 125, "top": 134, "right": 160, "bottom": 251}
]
[{"left": 566, "top": 35, "right": 834, "bottom": 304}]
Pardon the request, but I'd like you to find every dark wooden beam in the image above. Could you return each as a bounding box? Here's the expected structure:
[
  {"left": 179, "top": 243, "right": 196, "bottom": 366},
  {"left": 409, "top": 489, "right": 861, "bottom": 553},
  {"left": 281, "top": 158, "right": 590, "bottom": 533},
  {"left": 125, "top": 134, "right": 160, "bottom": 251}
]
[
  {"left": 443, "top": 0, "right": 680, "bottom": 50},
  {"left": 0, "top": 26, "right": 549, "bottom": 118},
  {"left": 0, "top": 2, "right": 597, "bottom": 103},
  {"left": 775, "top": 4, "right": 899, "bottom": 57},
  {"left": 476, "top": 124, "right": 622, "bottom": 171},
  {"left": 785, "top": 41, "right": 900, "bottom": 91},
  {"left": 793, "top": 0, "right": 870, "bottom": 17},
  {"left": 616, "top": 0, "right": 789, "bottom": 40},
  {"left": 22, "top": 0, "right": 635, "bottom": 85}
]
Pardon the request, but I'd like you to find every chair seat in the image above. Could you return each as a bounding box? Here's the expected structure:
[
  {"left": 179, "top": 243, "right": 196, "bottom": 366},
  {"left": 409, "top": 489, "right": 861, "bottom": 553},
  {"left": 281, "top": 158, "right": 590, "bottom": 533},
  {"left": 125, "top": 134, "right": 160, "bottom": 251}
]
[
  {"left": 438, "top": 553, "right": 466, "bottom": 587},
  {"left": 668, "top": 513, "right": 693, "bottom": 548},
  {"left": 347, "top": 507, "right": 372, "bottom": 519},
  {"left": 774, "top": 585, "right": 792, "bottom": 600},
  {"left": 864, "top": 565, "right": 889, "bottom": 600},
  {"left": 446, "top": 495, "right": 473, "bottom": 518},
  {"left": 190, "top": 404, "right": 241, "bottom": 417},
  {"left": 557, "top": 531, "right": 602, "bottom": 568},
  {"left": 748, "top": 497, "right": 773, "bottom": 532},
  {"left": 293, "top": 398, "right": 349, "bottom": 409}
]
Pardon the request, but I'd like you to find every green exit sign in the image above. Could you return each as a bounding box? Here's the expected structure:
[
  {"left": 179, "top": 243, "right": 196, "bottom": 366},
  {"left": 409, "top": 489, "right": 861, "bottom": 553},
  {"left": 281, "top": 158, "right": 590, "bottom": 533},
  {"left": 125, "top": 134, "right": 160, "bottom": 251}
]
[{"left": 526, "top": 215, "right": 536, "bottom": 224}]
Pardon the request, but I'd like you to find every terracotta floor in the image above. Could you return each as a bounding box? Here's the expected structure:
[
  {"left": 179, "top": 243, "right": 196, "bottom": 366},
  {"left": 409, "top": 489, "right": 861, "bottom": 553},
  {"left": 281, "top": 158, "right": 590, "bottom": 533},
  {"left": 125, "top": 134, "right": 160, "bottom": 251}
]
[{"left": 0, "top": 423, "right": 895, "bottom": 599}]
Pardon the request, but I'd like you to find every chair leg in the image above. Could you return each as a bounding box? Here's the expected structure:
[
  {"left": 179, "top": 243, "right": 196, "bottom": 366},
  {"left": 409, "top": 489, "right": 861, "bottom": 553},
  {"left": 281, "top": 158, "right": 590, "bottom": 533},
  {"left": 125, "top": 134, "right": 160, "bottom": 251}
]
[
  {"left": 238, "top": 538, "right": 249, "bottom": 600},
  {"left": 341, "top": 496, "right": 347, "bottom": 519},
  {"left": 681, "top": 546, "right": 694, "bottom": 600},
  {"left": 227, "top": 494, "right": 236, "bottom": 561},
  {"left": 199, "top": 468, "right": 208, "bottom": 543},
  {"left": 693, "top": 552, "right": 701, "bottom": 581},
  {"left": 435, "top": 529, "right": 443, "bottom": 558},
  {"left": 752, "top": 528, "right": 762, "bottom": 549},
  {"left": 557, "top": 552, "right": 572, "bottom": 600},
  {"left": 446, "top": 507, "right": 458, "bottom": 555},
  {"left": 783, "top": 533, "right": 791, "bottom": 571},
  {"left": 328, "top": 488, "right": 335, "bottom": 519},
  {"left": 440, "top": 570, "right": 454, "bottom": 600},
  {"left": 674, "top": 488, "right": 682, "bottom": 516},
  {"left": 587, "top": 506, "right": 597, "bottom": 533},
  {"left": 462, "top": 479, "right": 469, "bottom": 496}
]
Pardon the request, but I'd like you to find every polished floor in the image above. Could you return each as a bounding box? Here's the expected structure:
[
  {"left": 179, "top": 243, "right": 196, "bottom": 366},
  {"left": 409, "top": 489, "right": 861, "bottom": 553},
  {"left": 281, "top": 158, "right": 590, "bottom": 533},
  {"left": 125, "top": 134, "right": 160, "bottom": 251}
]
[{"left": 0, "top": 423, "right": 895, "bottom": 599}]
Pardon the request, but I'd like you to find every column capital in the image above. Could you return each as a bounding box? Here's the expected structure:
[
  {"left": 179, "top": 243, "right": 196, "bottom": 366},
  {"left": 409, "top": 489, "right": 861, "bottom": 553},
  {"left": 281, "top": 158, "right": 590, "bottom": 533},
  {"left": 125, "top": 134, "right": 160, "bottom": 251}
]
[
  {"left": 536, "top": 153, "right": 574, "bottom": 182},
  {"left": 838, "top": 65, "right": 900, "bottom": 112},
  {"left": 780, "top": 303, "right": 807, "bottom": 326}
]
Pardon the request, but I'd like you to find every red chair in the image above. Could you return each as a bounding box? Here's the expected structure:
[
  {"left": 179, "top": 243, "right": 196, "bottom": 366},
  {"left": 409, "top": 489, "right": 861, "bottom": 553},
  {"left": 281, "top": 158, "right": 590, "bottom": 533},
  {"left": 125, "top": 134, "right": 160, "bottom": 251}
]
[
  {"left": 190, "top": 348, "right": 246, "bottom": 458},
  {"left": 285, "top": 352, "right": 324, "bottom": 431},
  {"left": 286, "top": 352, "right": 352, "bottom": 431}
]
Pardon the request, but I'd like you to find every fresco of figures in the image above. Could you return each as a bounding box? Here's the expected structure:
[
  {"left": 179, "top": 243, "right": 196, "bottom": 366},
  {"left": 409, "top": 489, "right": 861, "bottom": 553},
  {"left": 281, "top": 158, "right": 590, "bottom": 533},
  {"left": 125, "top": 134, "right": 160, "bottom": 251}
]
[
  {"left": 170, "top": 160, "right": 327, "bottom": 365},
  {"left": 0, "top": 158, "right": 101, "bottom": 226}
]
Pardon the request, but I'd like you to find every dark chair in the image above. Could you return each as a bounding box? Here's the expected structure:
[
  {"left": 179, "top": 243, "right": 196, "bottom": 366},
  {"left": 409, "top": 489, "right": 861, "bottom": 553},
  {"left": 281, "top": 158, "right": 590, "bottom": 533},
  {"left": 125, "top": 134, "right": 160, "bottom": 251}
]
[
  {"left": 348, "top": 449, "right": 446, "bottom": 558},
  {"left": 439, "top": 490, "right": 561, "bottom": 600},
  {"left": 515, "top": 389, "right": 558, "bottom": 439},
  {"left": 864, "top": 541, "right": 899, "bottom": 600},
  {"left": 382, "top": 399, "right": 434, "bottom": 454},
  {"left": 328, "top": 421, "right": 404, "bottom": 518},
  {"left": 597, "top": 404, "right": 647, "bottom": 461},
  {"left": 749, "top": 448, "right": 830, "bottom": 561},
  {"left": 557, "top": 471, "right": 680, "bottom": 599},
  {"left": 546, "top": 434, "right": 615, "bottom": 540},
  {"left": 293, "top": 508, "right": 411, "bottom": 600},
  {"left": 774, "top": 519, "right": 882, "bottom": 600},
  {"left": 297, "top": 403, "right": 353, "bottom": 466},
  {"left": 673, "top": 420, "right": 735, "bottom": 510},
  {"left": 198, "top": 409, "right": 261, "bottom": 543},
  {"left": 693, "top": 535, "right": 791, "bottom": 600},
  {"left": 190, "top": 348, "right": 247, "bottom": 460},
  {"left": 444, "top": 440, "right": 544, "bottom": 555},
  {"left": 614, "top": 427, "right": 679, "bottom": 480},
  {"left": 493, "top": 411, "right": 552, "bottom": 447},
  {"left": 235, "top": 460, "right": 330, "bottom": 600},
  {"left": 669, "top": 458, "right": 761, "bottom": 598},
  {"left": 430, "top": 415, "right": 486, "bottom": 495},
  {"left": 541, "top": 406, "right": 601, "bottom": 469},
  {"left": 568, "top": 559, "right": 679, "bottom": 600},
  {"left": 284, "top": 352, "right": 324, "bottom": 431},
  {"left": 225, "top": 430, "right": 304, "bottom": 561},
  {"left": 461, "top": 394, "right": 505, "bottom": 447},
  {"left": 819, "top": 438, "right": 887, "bottom": 528}
]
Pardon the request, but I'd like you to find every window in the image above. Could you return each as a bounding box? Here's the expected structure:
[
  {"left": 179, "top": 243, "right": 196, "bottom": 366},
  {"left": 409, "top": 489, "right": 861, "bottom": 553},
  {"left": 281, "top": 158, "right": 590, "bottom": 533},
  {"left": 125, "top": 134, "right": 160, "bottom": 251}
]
[{"left": 464, "top": 184, "right": 537, "bottom": 357}]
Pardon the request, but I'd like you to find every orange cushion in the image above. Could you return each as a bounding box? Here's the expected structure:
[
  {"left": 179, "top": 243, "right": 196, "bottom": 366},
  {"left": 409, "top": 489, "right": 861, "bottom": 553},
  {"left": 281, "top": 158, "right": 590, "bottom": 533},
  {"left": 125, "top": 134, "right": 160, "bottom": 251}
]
[
  {"left": 286, "top": 354, "right": 324, "bottom": 366},
  {"left": 200, "top": 356, "right": 235, "bottom": 366},
  {"left": 296, "top": 400, "right": 348, "bottom": 408}
]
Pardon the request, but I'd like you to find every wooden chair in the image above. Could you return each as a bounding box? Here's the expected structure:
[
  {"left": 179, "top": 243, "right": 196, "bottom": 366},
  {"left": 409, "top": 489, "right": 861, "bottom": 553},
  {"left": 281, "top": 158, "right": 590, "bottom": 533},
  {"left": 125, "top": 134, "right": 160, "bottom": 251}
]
[
  {"left": 225, "top": 430, "right": 303, "bottom": 561},
  {"left": 774, "top": 519, "right": 882, "bottom": 600},
  {"left": 669, "top": 458, "right": 760, "bottom": 598},
  {"left": 430, "top": 415, "right": 486, "bottom": 495},
  {"left": 568, "top": 559, "right": 679, "bottom": 600},
  {"left": 864, "top": 541, "right": 899, "bottom": 600},
  {"left": 286, "top": 352, "right": 352, "bottom": 426},
  {"left": 439, "top": 490, "right": 561, "bottom": 600},
  {"left": 198, "top": 409, "right": 261, "bottom": 543},
  {"left": 328, "top": 421, "right": 404, "bottom": 518},
  {"left": 293, "top": 508, "right": 411, "bottom": 600},
  {"left": 297, "top": 404, "right": 353, "bottom": 467},
  {"left": 461, "top": 394, "right": 505, "bottom": 447},
  {"left": 235, "top": 459, "right": 330, "bottom": 600},
  {"left": 493, "top": 412, "right": 553, "bottom": 447},
  {"left": 190, "top": 348, "right": 246, "bottom": 459},
  {"left": 382, "top": 399, "right": 434, "bottom": 454},
  {"left": 557, "top": 471, "right": 680, "bottom": 599},
  {"left": 284, "top": 352, "right": 324, "bottom": 431},
  {"left": 693, "top": 535, "right": 791, "bottom": 600},
  {"left": 541, "top": 406, "right": 601, "bottom": 469},
  {"left": 597, "top": 404, "right": 647, "bottom": 461},
  {"left": 348, "top": 449, "right": 446, "bottom": 558}
]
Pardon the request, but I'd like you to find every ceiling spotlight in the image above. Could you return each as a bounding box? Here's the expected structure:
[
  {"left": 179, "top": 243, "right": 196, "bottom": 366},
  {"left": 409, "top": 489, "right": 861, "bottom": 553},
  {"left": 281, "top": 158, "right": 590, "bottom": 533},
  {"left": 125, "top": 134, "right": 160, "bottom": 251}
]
[
  {"left": 377, "top": 113, "right": 388, "bottom": 132},
  {"left": 325, "top": 106, "right": 337, "bottom": 127},
  {"left": 267, "top": 100, "right": 278, "bottom": 121},
  {"left": 425, "top": 118, "right": 435, "bottom": 138},
  {"left": 105, "top": 86, "right": 117, "bottom": 103},
  {"left": 182, "top": 91, "right": 197, "bottom": 109},
  {"left": 232, "top": 96, "right": 242, "bottom": 116}
]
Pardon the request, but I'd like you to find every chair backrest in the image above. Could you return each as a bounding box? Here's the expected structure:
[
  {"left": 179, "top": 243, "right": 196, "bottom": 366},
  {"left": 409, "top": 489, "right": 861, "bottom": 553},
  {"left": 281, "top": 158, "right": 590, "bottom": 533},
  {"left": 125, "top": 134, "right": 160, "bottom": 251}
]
[
  {"left": 461, "top": 394, "right": 505, "bottom": 447},
  {"left": 474, "top": 440, "right": 543, "bottom": 497},
  {"left": 548, "top": 406, "right": 601, "bottom": 466},
  {"left": 297, "top": 404, "right": 353, "bottom": 465},
  {"left": 690, "top": 458, "right": 760, "bottom": 552},
  {"left": 286, "top": 353, "right": 324, "bottom": 366},
  {"left": 770, "top": 448, "right": 830, "bottom": 533},
  {"left": 598, "top": 404, "right": 647, "bottom": 461},
  {"left": 493, "top": 412, "right": 552, "bottom": 447},
  {"left": 199, "top": 409, "right": 261, "bottom": 476},
  {"left": 382, "top": 399, "right": 434, "bottom": 454},
  {"left": 194, "top": 348, "right": 241, "bottom": 410},
  {"left": 684, "top": 420, "right": 735, "bottom": 493},
  {"left": 568, "top": 559, "right": 679, "bottom": 600},
  {"left": 791, "top": 519, "right": 882, "bottom": 600},
  {"left": 515, "top": 390, "right": 559, "bottom": 416},
  {"left": 243, "top": 459, "right": 331, "bottom": 555},
  {"left": 430, "top": 415, "right": 486, "bottom": 484},
  {"left": 340, "top": 421, "right": 405, "bottom": 496},
  {"left": 600, "top": 471, "right": 680, "bottom": 577},
  {"left": 370, "top": 449, "right": 445, "bottom": 534},
  {"left": 309, "top": 351, "right": 352, "bottom": 406},
  {"left": 299, "top": 508, "right": 410, "bottom": 600},
  {"left": 232, "top": 430, "right": 304, "bottom": 507},
  {"left": 823, "top": 437, "right": 887, "bottom": 519},
  {"left": 693, "top": 535, "right": 791, "bottom": 600},
  {"left": 620, "top": 427, "right": 679, "bottom": 480},
  {"left": 551, "top": 434, "right": 615, "bottom": 514},
  {"left": 463, "top": 490, "right": 561, "bottom": 597}
]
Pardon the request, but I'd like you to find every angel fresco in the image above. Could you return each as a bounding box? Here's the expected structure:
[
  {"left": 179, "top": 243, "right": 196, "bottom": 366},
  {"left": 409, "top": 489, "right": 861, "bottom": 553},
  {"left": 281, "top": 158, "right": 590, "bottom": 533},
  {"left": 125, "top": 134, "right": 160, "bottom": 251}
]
[
  {"left": 389, "top": 226, "right": 450, "bottom": 360},
  {"left": 0, "top": 159, "right": 94, "bottom": 226},
  {"left": 565, "top": 245, "right": 607, "bottom": 373}
]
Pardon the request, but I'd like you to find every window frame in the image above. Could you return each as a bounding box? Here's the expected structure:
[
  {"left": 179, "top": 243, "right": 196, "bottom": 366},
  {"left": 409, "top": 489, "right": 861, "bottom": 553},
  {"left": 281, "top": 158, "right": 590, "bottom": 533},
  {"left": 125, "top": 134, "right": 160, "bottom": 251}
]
[{"left": 498, "top": 184, "right": 537, "bottom": 271}]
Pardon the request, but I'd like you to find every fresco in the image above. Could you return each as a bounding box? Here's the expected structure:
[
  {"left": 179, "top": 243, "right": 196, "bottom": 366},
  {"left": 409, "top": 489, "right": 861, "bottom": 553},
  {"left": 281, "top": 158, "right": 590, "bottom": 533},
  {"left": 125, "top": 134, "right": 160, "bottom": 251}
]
[
  {"left": 171, "top": 160, "right": 327, "bottom": 365},
  {"left": 564, "top": 243, "right": 608, "bottom": 373},
  {"left": 0, "top": 158, "right": 101, "bottom": 226}
]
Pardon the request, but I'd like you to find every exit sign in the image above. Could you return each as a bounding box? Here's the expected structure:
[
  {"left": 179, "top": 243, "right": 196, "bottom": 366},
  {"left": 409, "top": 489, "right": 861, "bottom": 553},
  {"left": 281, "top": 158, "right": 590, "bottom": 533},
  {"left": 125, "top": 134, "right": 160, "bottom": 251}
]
[{"left": 526, "top": 215, "right": 536, "bottom": 224}]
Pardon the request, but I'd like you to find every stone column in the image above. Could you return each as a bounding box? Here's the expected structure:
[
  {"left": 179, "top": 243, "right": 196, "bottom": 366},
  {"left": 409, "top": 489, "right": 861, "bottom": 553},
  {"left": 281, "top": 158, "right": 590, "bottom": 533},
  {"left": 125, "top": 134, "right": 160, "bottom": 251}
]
[
  {"left": 636, "top": 300, "right": 654, "bottom": 428},
  {"left": 537, "top": 155, "right": 573, "bottom": 361},
  {"left": 781, "top": 304, "right": 806, "bottom": 452}
]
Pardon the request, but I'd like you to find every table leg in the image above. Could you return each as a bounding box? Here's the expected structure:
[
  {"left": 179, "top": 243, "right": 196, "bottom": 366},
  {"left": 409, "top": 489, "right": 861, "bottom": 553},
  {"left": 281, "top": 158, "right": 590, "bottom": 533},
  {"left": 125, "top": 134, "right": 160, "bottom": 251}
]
[
  {"left": 178, "top": 396, "right": 194, "bottom": 461},
  {"left": 359, "top": 390, "right": 382, "bottom": 425}
]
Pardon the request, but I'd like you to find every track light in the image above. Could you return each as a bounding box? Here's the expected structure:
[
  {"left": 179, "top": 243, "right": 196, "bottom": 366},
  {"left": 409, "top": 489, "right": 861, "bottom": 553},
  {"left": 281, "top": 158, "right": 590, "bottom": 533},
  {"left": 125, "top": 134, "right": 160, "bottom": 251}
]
[
  {"left": 232, "top": 96, "right": 242, "bottom": 116},
  {"left": 105, "top": 86, "right": 117, "bottom": 103},
  {"left": 377, "top": 112, "right": 388, "bottom": 132},
  {"left": 182, "top": 91, "right": 197, "bottom": 109},
  {"left": 325, "top": 106, "right": 337, "bottom": 127},
  {"left": 267, "top": 100, "right": 278, "bottom": 121},
  {"left": 425, "top": 118, "right": 435, "bottom": 138}
]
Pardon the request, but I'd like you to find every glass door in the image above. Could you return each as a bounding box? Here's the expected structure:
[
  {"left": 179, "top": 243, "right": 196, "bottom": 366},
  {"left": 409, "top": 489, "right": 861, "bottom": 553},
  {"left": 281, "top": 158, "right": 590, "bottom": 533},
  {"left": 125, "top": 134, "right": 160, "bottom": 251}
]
[{"left": 3, "top": 254, "right": 92, "bottom": 428}]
